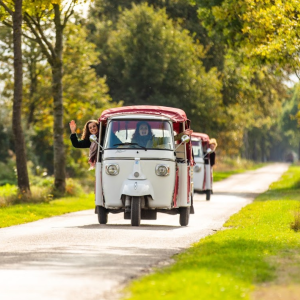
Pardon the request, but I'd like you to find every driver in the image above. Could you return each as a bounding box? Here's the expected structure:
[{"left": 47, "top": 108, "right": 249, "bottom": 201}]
[{"left": 131, "top": 121, "right": 154, "bottom": 147}]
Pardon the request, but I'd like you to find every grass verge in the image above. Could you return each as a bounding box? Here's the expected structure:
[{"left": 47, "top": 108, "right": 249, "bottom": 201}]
[
  {"left": 0, "top": 193, "right": 94, "bottom": 228},
  {"left": 213, "top": 163, "right": 266, "bottom": 182},
  {"left": 124, "top": 165, "right": 300, "bottom": 300}
]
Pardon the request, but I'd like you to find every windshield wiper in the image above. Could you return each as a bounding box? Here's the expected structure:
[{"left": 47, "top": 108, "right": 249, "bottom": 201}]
[{"left": 113, "top": 142, "right": 147, "bottom": 151}]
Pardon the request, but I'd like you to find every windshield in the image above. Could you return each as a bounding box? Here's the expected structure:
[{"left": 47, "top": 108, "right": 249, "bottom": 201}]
[
  {"left": 192, "top": 140, "right": 203, "bottom": 157},
  {"left": 104, "top": 120, "right": 174, "bottom": 150}
]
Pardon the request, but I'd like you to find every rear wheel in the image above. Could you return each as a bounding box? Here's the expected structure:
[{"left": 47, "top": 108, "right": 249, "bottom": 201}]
[
  {"left": 98, "top": 206, "right": 108, "bottom": 224},
  {"left": 131, "top": 196, "right": 141, "bottom": 226},
  {"left": 206, "top": 190, "right": 211, "bottom": 201},
  {"left": 179, "top": 207, "right": 190, "bottom": 226}
]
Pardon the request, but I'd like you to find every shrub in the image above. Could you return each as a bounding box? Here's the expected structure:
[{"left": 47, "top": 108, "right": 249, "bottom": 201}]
[
  {"left": 65, "top": 178, "right": 84, "bottom": 196},
  {"left": 0, "top": 184, "right": 18, "bottom": 207},
  {"left": 0, "top": 184, "right": 53, "bottom": 206},
  {"left": 0, "top": 160, "right": 17, "bottom": 186}
]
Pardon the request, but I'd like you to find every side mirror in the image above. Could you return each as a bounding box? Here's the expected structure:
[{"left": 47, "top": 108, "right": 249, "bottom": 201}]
[
  {"left": 202, "top": 148, "right": 213, "bottom": 158},
  {"left": 175, "top": 134, "right": 190, "bottom": 151},
  {"left": 181, "top": 135, "right": 190, "bottom": 144},
  {"left": 89, "top": 134, "right": 104, "bottom": 151},
  {"left": 89, "top": 134, "right": 99, "bottom": 144}
]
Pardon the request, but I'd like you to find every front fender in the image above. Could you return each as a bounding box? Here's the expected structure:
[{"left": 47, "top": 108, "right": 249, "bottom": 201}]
[{"left": 121, "top": 179, "right": 155, "bottom": 198}]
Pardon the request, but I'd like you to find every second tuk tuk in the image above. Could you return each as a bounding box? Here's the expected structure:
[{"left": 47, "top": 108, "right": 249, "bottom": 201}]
[
  {"left": 92, "top": 105, "right": 195, "bottom": 226},
  {"left": 192, "top": 132, "right": 213, "bottom": 200}
]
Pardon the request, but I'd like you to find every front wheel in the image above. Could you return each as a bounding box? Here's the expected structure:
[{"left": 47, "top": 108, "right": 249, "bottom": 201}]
[
  {"left": 131, "top": 196, "right": 141, "bottom": 226},
  {"left": 206, "top": 190, "right": 211, "bottom": 201},
  {"left": 98, "top": 206, "right": 108, "bottom": 224},
  {"left": 179, "top": 207, "right": 190, "bottom": 226}
]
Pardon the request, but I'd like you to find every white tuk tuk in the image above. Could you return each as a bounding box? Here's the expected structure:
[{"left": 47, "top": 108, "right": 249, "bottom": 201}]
[
  {"left": 192, "top": 132, "right": 213, "bottom": 200},
  {"left": 92, "top": 105, "right": 195, "bottom": 226}
]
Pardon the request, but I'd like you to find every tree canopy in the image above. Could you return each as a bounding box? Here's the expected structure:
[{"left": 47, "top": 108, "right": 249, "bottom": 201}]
[
  {"left": 0, "top": 0, "right": 299, "bottom": 191},
  {"left": 91, "top": 3, "right": 223, "bottom": 134}
]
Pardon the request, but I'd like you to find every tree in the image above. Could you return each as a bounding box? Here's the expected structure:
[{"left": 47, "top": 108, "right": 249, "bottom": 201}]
[
  {"left": 87, "top": 0, "right": 224, "bottom": 71},
  {"left": 28, "top": 22, "right": 116, "bottom": 176},
  {"left": 280, "top": 84, "right": 300, "bottom": 160},
  {"left": 86, "top": 0, "right": 292, "bottom": 160},
  {"left": 0, "top": 0, "right": 31, "bottom": 194},
  {"left": 20, "top": 0, "right": 68, "bottom": 192},
  {"left": 0, "top": 12, "right": 115, "bottom": 178},
  {"left": 197, "top": 0, "right": 300, "bottom": 75},
  {"left": 92, "top": 3, "right": 223, "bottom": 134}
]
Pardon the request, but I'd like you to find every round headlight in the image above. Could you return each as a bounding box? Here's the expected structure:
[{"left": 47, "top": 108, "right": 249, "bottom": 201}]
[
  {"left": 194, "top": 165, "right": 201, "bottom": 172},
  {"left": 155, "top": 164, "right": 170, "bottom": 176},
  {"left": 105, "top": 164, "right": 119, "bottom": 176}
]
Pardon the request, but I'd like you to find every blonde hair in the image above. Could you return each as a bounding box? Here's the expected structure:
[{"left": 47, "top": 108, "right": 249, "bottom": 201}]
[{"left": 209, "top": 138, "right": 217, "bottom": 147}]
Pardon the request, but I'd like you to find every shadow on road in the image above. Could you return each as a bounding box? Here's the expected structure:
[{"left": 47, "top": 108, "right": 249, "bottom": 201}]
[
  {"left": 72, "top": 224, "right": 181, "bottom": 230},
  {"left": 0, "top": 246, "right": 183, "bottom": 274},
  {"left": 210, "top": 192, "right": 261, "bottom": 198}
]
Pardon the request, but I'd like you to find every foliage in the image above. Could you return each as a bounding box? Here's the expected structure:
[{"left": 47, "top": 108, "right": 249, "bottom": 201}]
[
  {"left": 197, "top": 0, "right": 300, "bottom": 80},
  {"left": 0, "top": 102, "right": 14, "bottom": 163},
  {"left": 194, "top": 0, "right": 292, "bottom": 159},
  {"left": 280, "top": 84, "right": 300, "bottom": 150},
  {"left": 0, "top": 160, "right": 17, "bottom": 186},
  {"left": 0, "top": 175, "right": 85, "bottom": 207},
  {"left": 87, "top": 0, "right": 224, "bottom": 71},
  {"left": 62, "top": 22, "right": 117, "bottom": 122},
  {"left": 124, "top": 165, "right": 300, "bottom": 300},
  {"left": 92, "top": 3, "right": 223, "bottom": 133},
  {"left": 0, "top": 16, "right": 117, "bottom": 177},
  {"left": 87, "top": 0, "right": 293, "bottom": 160},
  {"left": 0, "top": 0, "right": 298, "bottom": 186}
]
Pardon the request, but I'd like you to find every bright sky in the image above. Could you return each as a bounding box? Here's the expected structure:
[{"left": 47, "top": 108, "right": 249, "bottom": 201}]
[
  {"left": 285, "top": 74, "right": 299, "bottom": 88},
  {"left": 74, "top": 0, "right": 91, "bottom": 18}
]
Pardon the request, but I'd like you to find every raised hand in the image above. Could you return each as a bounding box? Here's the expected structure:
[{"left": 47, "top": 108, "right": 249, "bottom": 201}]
[
  {"left": 184, "top": 129, "right": 193, "bottom": 136},
  {"left": 69, "top": 120, "right": 77, "bottom": 134}
]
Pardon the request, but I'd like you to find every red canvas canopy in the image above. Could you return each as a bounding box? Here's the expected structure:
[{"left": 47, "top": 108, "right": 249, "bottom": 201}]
[
  {"left": 99, "top": 105, "right": 188, "bottom": 123},
  {"left": 192, "top": 132, "right": 210, "bottom": 143}
]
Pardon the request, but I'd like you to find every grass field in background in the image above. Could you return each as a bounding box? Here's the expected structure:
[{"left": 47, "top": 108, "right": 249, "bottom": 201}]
[
  {"left": 0, "top": 193, "right": 94, "bottom": 228},
  {"left": 124, "top": 165, "right": 300, "bottom": 300}
]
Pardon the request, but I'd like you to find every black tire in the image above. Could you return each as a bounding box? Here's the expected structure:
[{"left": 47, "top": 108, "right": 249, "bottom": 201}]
[
  {"left": 98, "top": 206, "right": 108, "bottom": 224},
  {"left": 206, "top": 190, "right": 211, "bottom": 201},
  {"left": 131, "top": 196, "right": 141, "bottom": 226},
  {"left": 179, "top": 206, "right": 190, "bottom": 226}
]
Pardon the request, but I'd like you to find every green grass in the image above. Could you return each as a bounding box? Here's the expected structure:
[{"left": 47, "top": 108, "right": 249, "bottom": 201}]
[
  {"left": 0, "top": 193, "right": 95, "bottom": 228},
  {"left": 213, "top": 163, "right": 266, "bottom": 182},
  {"left": 124, "top": 165, "right": 300, "bottom": 300}
]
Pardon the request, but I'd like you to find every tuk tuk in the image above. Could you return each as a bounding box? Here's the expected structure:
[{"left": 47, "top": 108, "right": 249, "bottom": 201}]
[
  {"left": 191, "top": 132, "right": 213, "bottom": 200},
  {"left": 92, "top": 105, "right": 194, "bottom": 226}
]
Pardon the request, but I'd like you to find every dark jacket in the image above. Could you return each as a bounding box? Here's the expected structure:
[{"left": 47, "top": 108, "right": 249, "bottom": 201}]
[
  {"left": 210, "top": 152, "right": 216, "bottom": 167},
  {"left": 70, "top": 133, "right": 91, "bottom": 148}
]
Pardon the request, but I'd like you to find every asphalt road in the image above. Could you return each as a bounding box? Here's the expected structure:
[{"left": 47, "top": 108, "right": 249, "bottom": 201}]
[{"left": 0, "top": 163, "right": 289, "bottom": 300}]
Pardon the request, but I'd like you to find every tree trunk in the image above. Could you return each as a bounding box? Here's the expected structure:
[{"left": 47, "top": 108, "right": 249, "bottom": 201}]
[
  {"left": 12, "top": 0, "right": 30, "bottom": 193},
  {"left": 242, "top": 131, "right": 249, "bottom": 159},
  {"left": 52, "top": 4, "right": 66, "bottom": 193},
  {"left": 27, "top": 50, "right": 38, "bottom": 128}
]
